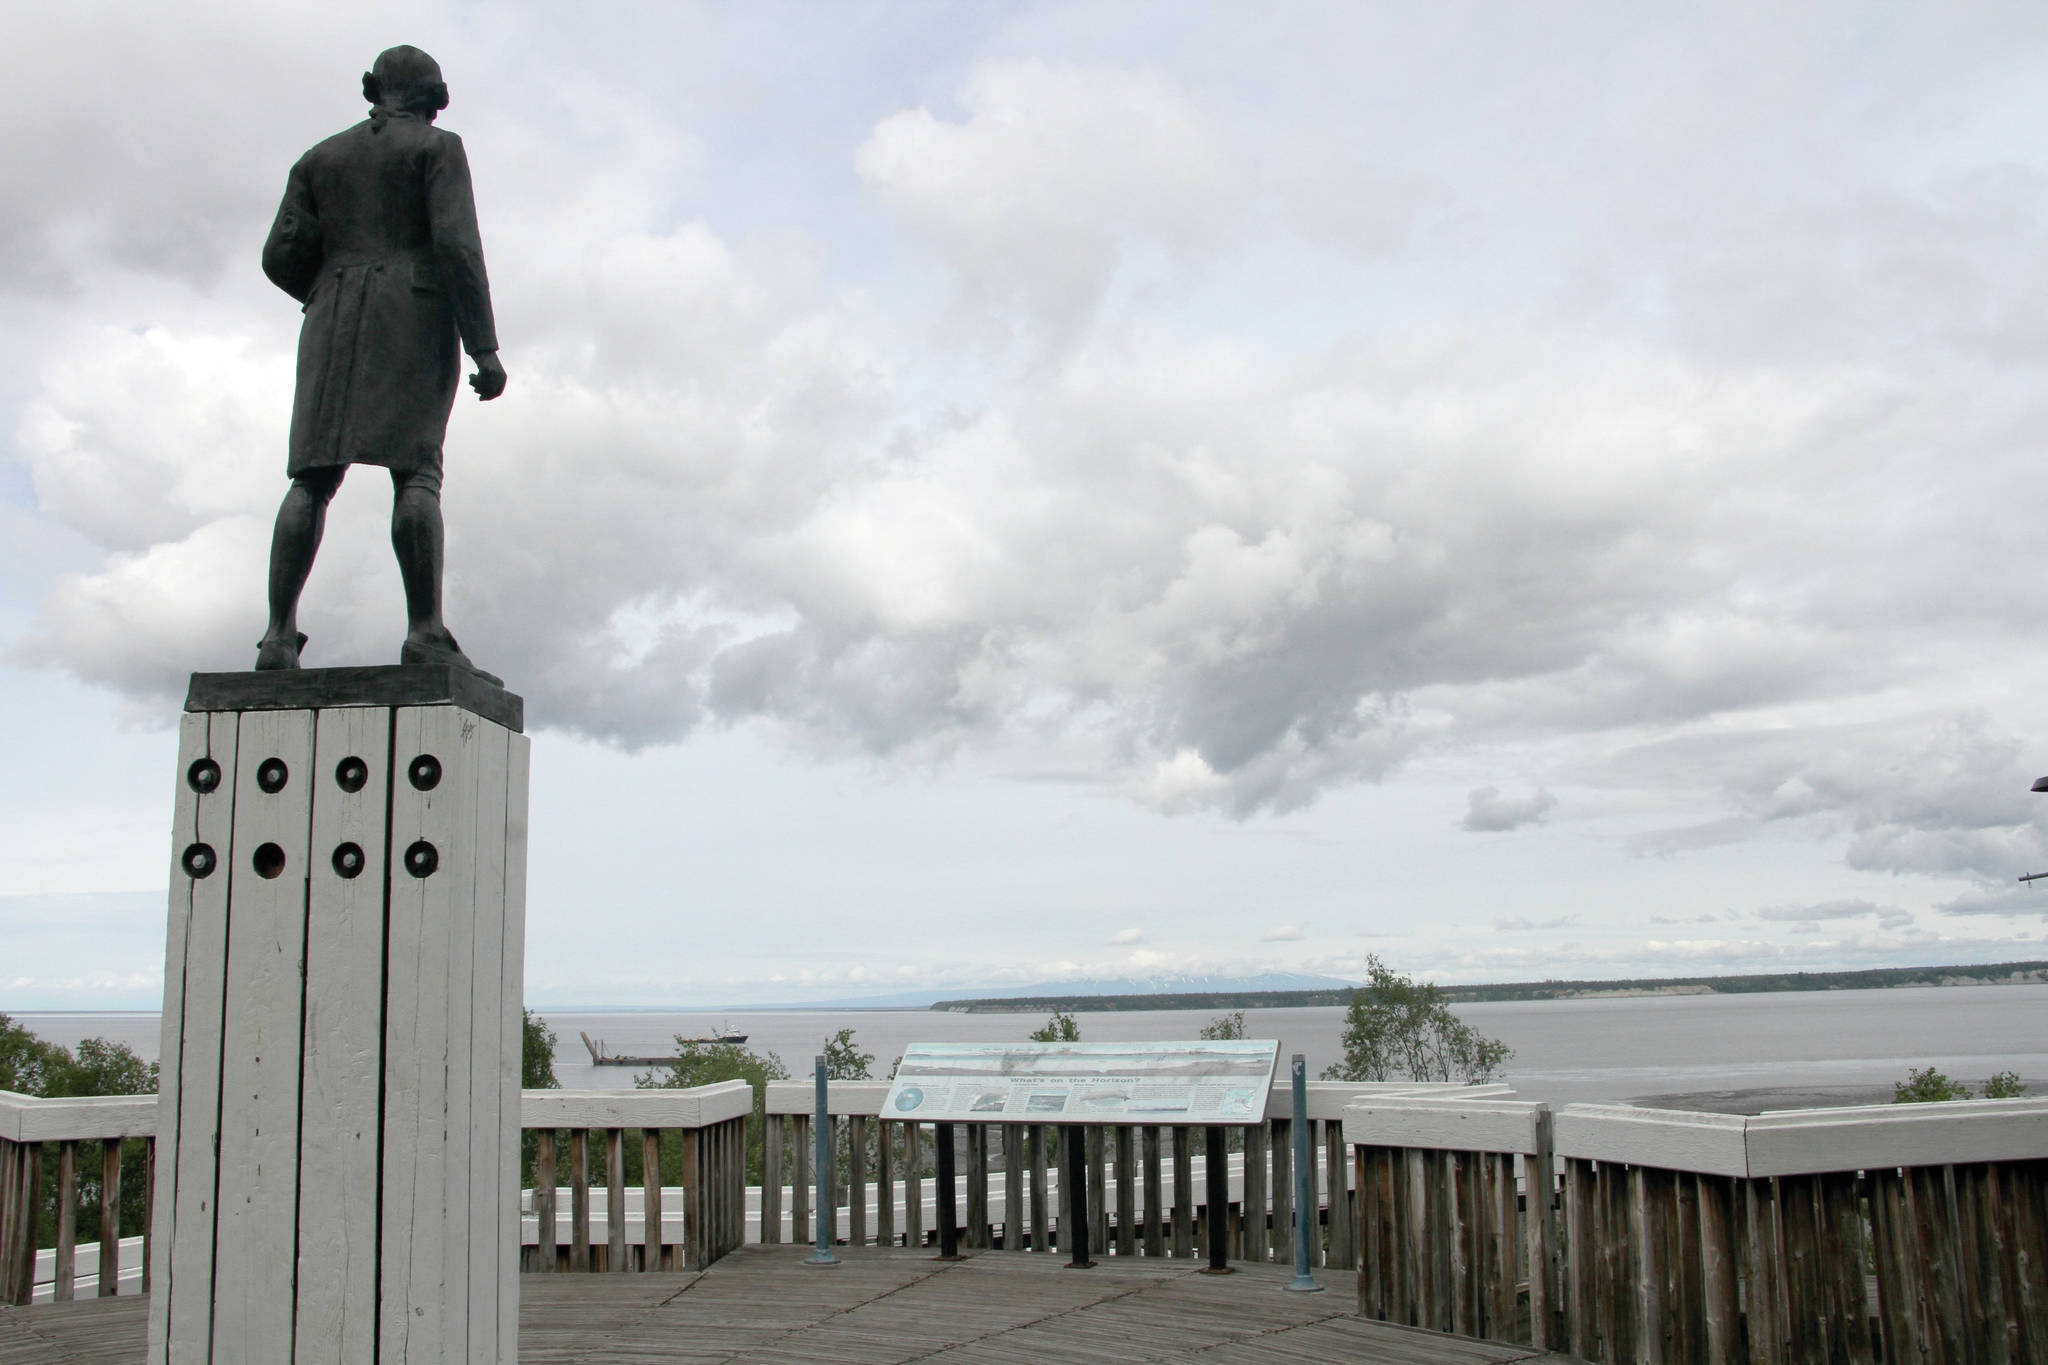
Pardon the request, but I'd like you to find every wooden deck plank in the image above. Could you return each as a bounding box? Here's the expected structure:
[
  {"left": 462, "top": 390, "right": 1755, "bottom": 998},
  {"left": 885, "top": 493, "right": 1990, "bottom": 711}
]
[{"left": 1, "top": 1246, "right": 1584, "bottom": 1365}]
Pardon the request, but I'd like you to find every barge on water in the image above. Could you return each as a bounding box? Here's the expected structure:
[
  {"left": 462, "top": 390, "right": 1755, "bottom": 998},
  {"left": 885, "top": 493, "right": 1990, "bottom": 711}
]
[{"left": 580, "top": 1025, "right": 748, "bottom": 1067}]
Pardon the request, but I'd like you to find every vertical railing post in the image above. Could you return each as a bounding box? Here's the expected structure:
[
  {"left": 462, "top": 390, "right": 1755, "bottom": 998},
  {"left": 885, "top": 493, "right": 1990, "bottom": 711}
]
[
  {"left": 805, "top": 1057, "right": 838, "bottom": 1266},
  {"left": 640, "top": 1129, "right": 663, "bottom": 1272},
  {"left": 54, "top": 1139, "right": 78, "bottom": 1300},
  {"left": 934, "top": 1122, "right": 959, "bottom": 1259},
  {"left": 1287, "top": 1055, "right": 1323, "bottom": 1291},
  {"left": 100, "top": 1138, "right": 123, "bottom": 1297},
  {"left": 605, "top": 1128, "right": 626, "bottom": 1272},
  {"left": 569, "top": 1129, "right": 590, "bottom": 1271},
  {"left": 534, "top": 1130, "right": 557, "bottom": 1273}
]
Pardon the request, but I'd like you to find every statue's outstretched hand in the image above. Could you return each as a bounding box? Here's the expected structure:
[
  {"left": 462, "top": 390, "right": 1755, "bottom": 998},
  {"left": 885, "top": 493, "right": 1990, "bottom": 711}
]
[{"left": 469, "top": 351, "right": 507, "bottom": 401}]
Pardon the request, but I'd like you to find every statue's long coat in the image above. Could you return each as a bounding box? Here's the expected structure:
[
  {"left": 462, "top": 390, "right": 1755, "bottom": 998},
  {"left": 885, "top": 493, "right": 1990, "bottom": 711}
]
[{"left": 263, "top": 110, "right": 497, "bottom": 477}]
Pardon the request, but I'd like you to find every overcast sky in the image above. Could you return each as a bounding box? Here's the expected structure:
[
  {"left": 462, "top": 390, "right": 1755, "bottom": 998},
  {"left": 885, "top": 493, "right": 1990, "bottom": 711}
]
[{"left": 9, "top": 2, "right": 2048, "bottom": 1010}]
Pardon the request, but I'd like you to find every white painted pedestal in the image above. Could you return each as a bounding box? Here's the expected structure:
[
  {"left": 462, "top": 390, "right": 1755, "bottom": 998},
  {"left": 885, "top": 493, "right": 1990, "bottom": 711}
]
[{"left": 149, "top": 674, "right": 529, "bottom": 1364}]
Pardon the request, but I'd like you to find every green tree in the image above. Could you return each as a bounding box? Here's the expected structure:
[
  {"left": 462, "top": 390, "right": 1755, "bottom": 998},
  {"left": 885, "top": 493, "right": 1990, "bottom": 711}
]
[
  {"left": 522, "top": 1008, "right": 560, "bottom": 1090},
  {"left": 517, "top": 1009, "right": 560, "bottom": 1191},
  {"left": 1892, "top": 1066, "right": 1972, "bottom": 1103},
  {"left": 1982, "top": 1070, "right": 2026, "bottom": 1099},
  {"left": 1323, "top": 956, "right": 1511, "bottom": 1084},
  {"left": 1199, "top": 1011, "right": 1246, "bottom": 1040},
  {"left": 637, "top": 1040, "right": 791, "bottom": 1185},
  {"left": 0, "top": 1012, "right": 63, "bottom": 1095},
  {"left": 1029, "top": 1011, "right": 1081, "bottom": 1042},
  {"left": 44, "top": 1036, "right": 157, "bottom": 1097},
  {"left": 821, "top": 1027, "right": 874, "bottom": 1080}
]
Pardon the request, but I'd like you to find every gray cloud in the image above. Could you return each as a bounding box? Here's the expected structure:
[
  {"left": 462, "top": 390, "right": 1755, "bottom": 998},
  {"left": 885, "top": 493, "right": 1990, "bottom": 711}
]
[
  {"left": 1756, "top": 899, "right": 1914, "bottom": 931},
  {"left": 14, "top": 5, "right": 2048, "bottom": 855},
  {"left": 1940, "top": 883, "right": 2048, "bottom": 921},
  {"left": 1463, "top": 786, "right": 1557, "bottom": 833}
]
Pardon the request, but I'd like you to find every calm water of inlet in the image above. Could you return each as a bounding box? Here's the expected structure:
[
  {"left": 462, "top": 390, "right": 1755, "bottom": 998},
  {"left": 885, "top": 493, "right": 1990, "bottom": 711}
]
[{"left": 16, "top": 983, "right": 2047, "bottom": 1110}]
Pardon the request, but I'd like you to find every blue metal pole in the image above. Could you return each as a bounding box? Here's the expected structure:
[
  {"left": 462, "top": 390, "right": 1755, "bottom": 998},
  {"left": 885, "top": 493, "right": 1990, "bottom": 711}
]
[
  {"left": 805, "top": 1055, "right": 839, "bottom": 1266},
  {"left": 1285, "top": 1054, "right": 1323, "bottom": 1292}
]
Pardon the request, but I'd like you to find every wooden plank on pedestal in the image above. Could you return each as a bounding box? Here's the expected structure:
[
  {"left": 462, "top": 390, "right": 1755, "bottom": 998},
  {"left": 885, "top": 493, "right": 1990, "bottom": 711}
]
[
  {"left": 296, "top": 705, "right": 389, "bottom": 1365},
  {"left": 153, "top": 711, "right": 237, "bottom": 1365},
  {"left": 435, "top": 711, "right": 483, "bottom": 1361},
  {"left": 464, "top": 718, "right": 509, "bottom": 1364},
  {"left": 498, "top": 731, "right": 530, "bottom": 1353},
  {"left": 383, "top": 706, "right": 465, "bottom": 1363},
  {"left": 215, "top": 707, "right": 314, "bottom": 1365}
]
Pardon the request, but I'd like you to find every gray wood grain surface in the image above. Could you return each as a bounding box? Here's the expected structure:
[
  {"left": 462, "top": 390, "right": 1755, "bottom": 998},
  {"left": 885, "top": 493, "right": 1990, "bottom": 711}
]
[{"left": 6, "top": 1245, "right": 1587, "bottom": 1364}]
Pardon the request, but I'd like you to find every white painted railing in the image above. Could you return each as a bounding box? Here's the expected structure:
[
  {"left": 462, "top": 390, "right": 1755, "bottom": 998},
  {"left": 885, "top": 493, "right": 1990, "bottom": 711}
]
[{"left": 0, "top": 1081, "right": 756, "bottom": 1301}]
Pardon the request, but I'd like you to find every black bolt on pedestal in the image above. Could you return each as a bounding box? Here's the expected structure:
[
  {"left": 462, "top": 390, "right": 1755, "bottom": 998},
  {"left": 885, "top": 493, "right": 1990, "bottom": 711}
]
[
  {"left": 334, "top": 756, "right": 369, "bottom": 792},
  {"left": 331, "top": 842, "right": 365, "bottom": 878},
  {"left": 181, "top": 843, "right": 216, "bottom": 878},
  {"left": 403, "top": 840, "right": 438, "bottom": 877}
]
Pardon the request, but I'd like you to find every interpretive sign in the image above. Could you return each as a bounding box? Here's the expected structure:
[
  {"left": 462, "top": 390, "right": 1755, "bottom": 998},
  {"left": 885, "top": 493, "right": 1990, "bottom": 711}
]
[{"left": 881, "top": 1040, "right": 1281, "bottom": 1124}]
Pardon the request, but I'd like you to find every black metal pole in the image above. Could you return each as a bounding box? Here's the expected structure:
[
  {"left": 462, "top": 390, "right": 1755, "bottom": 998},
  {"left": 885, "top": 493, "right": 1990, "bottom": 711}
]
[
  {"left": 1064, "top": 1126, "right": 1093, "bottom": 1267},
  {"left": 1204, "top": 1125, "right": 1230, "bottom": 1272},
  {"left": 935, "top": 1122, "right": 959, "bottom": 1258}
]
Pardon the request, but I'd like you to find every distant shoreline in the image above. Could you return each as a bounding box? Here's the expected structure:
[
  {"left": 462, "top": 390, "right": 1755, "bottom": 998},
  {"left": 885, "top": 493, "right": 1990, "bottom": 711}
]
[{"left": 927, "top": 960, "right": 2048, "bottom": 1014}]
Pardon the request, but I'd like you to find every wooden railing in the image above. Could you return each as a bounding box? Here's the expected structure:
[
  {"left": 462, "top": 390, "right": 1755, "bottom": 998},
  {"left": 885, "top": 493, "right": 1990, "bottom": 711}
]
[
  {"left": 0, "top": 1082, "right": 753, "bottom": 1303},
  {"left": 754, "top": 1079, "right": 1502, "bottom": 1264},
  {"left": 0, "top": 1091, "right": 158, "bottom": 1305},
  {"left": 522, "top": 1082, "right": 751, "bottom": 1274},
  {"left": 1345, "top": 1095, "right": 2048, "bottom": 1364},
  {"left": 26, "top": 1075, "right": 2033, "bottom": 1360}
]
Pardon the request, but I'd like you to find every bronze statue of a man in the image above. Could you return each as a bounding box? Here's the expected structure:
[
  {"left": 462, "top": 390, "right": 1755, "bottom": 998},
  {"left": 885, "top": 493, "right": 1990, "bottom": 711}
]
[{"left": 256, "top": 45, "right": 505, "bottom": 680}]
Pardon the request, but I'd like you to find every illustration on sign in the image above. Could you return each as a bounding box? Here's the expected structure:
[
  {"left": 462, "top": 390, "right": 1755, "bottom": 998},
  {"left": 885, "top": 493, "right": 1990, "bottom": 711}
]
[{"left": 880, "top": 1040, "right": 1281, "bottom": 1124}]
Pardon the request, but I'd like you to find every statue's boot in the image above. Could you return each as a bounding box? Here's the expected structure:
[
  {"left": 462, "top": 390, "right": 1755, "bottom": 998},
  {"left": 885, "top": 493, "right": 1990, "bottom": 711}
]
[
  {"left": 401, "top": 627, "right": 503, "bottom": 688},
  {"left": 255, "top": 631, "right": 308, "bottom": 670}
]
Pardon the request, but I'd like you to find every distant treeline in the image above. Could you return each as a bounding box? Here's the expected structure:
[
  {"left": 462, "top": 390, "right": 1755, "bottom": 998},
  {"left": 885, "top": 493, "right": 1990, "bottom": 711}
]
[{"left": 927, "top": 960, "right": 2048, "bottom": 1014}]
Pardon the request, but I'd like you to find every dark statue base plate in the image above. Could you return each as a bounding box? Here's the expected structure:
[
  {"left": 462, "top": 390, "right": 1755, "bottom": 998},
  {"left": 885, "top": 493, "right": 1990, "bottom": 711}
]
[{"left": 186, "top": 664, "right": 523, "bottom": 733}]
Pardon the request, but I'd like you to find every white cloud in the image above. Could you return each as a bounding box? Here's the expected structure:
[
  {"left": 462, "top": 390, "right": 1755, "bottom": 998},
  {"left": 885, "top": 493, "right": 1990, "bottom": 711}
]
[
  {"left": 1494, "top": 914, "right": 1581, "bottom": 933},
  {"left": 1261, "top": 925, "right": 1305, "bottom": 943},
  {"left": 14, "top": 6, "right": 2048, "bottom": 1002},
  {"left": 857, "top": 61, "right": 1245, "bottom": 342},
  {"left": 1109, "top": 927, "right": 1144, "bottom": 945}
]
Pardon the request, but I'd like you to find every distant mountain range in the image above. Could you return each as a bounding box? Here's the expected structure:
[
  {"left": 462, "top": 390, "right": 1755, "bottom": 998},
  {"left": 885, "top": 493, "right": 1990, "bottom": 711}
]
[{"left": 781, "top": 971, "right": 1358, "bottom": 1011}]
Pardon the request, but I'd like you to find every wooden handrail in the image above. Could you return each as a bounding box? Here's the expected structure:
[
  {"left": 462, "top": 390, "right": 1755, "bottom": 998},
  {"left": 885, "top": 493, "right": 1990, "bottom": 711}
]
[{"left": 1342, "top": 1095, "right": 2048, "bottom": 1362}]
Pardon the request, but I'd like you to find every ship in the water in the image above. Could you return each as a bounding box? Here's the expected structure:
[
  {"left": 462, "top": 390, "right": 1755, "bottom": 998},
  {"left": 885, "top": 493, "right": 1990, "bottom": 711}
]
[{"left": 580, "top": 1023, "right": 747, "bottom": 1066}]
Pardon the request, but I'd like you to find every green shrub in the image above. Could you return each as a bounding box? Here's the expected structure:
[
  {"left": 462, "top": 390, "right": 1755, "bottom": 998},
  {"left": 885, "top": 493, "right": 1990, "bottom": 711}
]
[{"left": 1892, "top": 1066, "right": 1972, "bottom": 1103}]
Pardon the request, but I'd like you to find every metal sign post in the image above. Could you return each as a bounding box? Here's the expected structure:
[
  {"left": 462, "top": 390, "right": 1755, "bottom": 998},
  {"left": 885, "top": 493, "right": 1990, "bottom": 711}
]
[
  {"left": 1063, "top": 1127, "right": 1094, "bottom": 1267},
  {"left": 935, "top": 1122, "right": 961, "bottom": 1259},
  {"left": 1202, "top": 1126, "right": 1231, "bottom": 1272},
  {"left": 804, "top": 1056, "right": 839, "bottom": 1266},
  {"left": 1285, "top": 1054, "right": 1322, "bottom": 1292}
]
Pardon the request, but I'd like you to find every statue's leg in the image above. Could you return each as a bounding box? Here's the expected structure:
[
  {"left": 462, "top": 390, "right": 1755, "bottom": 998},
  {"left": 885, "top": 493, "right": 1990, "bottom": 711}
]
[
  {"left": 391, "top": 469, "right": 445, "bottom": 641},
  {"left": 392, "top": 469, "right": 500, "bottom": 684},
  {"left": 257, "top": 468, "right": 343, "bottom": 669}
]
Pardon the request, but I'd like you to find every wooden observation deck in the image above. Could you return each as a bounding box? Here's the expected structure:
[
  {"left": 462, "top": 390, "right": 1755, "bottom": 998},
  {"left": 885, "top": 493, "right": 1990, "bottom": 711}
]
[{"left": 0, "top": 1244, "right": 1578, "bottom": 1365}]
